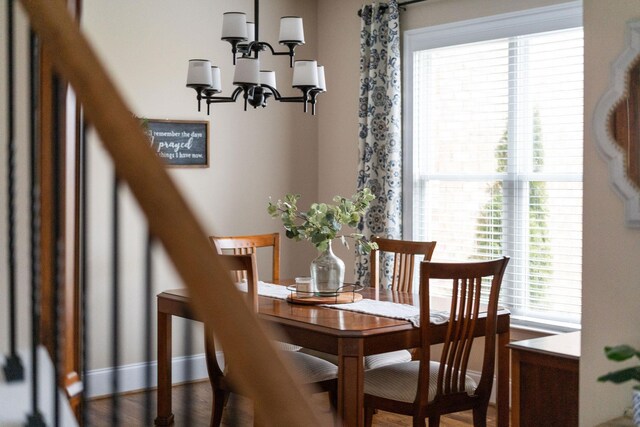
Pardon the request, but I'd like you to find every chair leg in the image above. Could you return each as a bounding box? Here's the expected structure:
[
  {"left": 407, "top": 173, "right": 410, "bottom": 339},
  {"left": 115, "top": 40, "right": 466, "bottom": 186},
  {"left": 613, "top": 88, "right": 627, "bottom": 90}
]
[
  {"left": 364, "top": 405, "right": 375, "bottom": 427},
  {"left": 472, "top": 405, "right": 488, "bottom": 427},
  {"left": 426, "top": 415, "right": 440, "bottom": 427},
  {"left": 210, "top": 389, "right": 229, "bottom": 427},
  {"left": 328, "top": 388, "right": 338, "bottom": 412}
]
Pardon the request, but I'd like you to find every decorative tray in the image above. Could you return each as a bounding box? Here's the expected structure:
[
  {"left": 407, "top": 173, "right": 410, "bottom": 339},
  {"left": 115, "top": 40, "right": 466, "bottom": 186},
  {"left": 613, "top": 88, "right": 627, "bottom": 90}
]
[{"left": 285, "top": 284, "right": 363, "bottom": 305}]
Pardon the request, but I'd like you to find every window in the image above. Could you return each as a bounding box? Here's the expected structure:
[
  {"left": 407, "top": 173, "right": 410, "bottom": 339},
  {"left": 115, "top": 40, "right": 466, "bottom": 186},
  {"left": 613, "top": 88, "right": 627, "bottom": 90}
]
[{"left": 403, "top": 3, "right": 583, "bottom": 330}]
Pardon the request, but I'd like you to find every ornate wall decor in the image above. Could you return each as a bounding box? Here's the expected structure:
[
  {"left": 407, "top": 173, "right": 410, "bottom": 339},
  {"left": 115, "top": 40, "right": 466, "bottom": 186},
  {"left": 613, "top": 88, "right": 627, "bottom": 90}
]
[{"left": 594, "top": 20, "right": 640, "bottom": 227}]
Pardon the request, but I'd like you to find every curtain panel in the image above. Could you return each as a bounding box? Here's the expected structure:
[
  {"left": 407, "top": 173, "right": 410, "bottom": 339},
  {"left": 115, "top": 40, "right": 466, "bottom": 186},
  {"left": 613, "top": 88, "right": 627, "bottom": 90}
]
[{"left": 355, "top": 1, "right": 402, "bottom": 286}]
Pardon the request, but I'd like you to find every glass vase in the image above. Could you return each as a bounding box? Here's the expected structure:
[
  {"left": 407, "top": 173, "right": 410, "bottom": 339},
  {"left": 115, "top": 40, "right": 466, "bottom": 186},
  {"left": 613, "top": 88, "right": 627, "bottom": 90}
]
[{"left": 310, "top": 240, "right": 345, "bottom": 296}]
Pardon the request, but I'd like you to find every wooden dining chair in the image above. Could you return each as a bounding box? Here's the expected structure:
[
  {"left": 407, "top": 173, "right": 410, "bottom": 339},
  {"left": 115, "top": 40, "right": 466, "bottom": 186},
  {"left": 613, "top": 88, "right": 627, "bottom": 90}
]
[
  {"left": 369, "top": 236, "right": 437, "bottom": 292},
  {"left": 365, "top": 236, "right": 437, "bottom": 367},
  {"left": 205, "top": 253, "right": 338, "bottom": 427},
  {"left": 209, "top": 232, "right": 280, "bottom": 283},
  {"left": 363, "top": 256, "right": 510, "bottom": 427},
  {"left": 301, "top": 237, "right": 438, "bottom": 371},
  {"left": 209, "top": 232, "right": 301, "bottom": 353}
]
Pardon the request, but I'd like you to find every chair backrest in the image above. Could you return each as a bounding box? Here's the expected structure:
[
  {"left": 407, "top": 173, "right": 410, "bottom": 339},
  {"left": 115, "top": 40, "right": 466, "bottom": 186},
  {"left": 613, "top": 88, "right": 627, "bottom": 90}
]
[
  {"left": 369, "top": 236, "right": 437, "bottom": 292},
  {"left": 210, "top": 232, "right": 280, "bottom": 283},
  {"left": 218, "top": 253, "right": 259, "bottom": 312},
  {"left": 417, "top": 257, "right": 509, "bottom": 407}
]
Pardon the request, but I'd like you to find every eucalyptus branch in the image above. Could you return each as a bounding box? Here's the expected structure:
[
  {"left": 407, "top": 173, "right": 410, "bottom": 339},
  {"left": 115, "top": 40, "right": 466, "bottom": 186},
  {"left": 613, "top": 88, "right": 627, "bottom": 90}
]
[{"left": 268, "top": 188, "right": 378, "bottom": 253}]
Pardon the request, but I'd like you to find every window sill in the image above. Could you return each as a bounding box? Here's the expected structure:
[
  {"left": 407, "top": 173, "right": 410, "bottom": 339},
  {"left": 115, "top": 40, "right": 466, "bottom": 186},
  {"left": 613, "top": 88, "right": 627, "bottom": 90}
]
[{"left": 510, "top": 321, "right": 580, "bottom": 341}]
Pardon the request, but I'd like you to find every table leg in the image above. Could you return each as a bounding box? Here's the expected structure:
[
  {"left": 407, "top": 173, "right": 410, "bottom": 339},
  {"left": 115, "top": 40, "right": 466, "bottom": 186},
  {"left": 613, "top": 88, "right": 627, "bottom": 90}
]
[
  {"left": 510, "top": 350, "right": 521, "bottom": 427},
  {"left": 155, "top": 309, "right": 174, "bottom": 426},
  {"left": 497, "top": 329, "right": 510, "bottom": 427},
  {"left": 337, "top": 338, "right": 364, "bottom": 427}
]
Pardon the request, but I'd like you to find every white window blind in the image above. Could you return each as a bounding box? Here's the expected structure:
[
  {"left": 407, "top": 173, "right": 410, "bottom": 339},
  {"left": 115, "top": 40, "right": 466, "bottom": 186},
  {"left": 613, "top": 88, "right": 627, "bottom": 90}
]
[{"left": 404, "top": 4, "right": 583, "bottom": 330}]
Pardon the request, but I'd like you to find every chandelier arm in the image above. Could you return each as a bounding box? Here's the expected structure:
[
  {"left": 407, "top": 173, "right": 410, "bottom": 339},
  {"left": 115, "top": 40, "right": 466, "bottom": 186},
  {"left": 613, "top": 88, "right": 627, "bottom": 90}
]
[
  {"left": 236, "top": 42, "right": 255, "bottom": 59},
  {"left": 194, "top": 88, "right": 204, "bottom": 112},
  {"left": 264, "top": 84, "right": 304, "bottom": 103},
  {"left": 201, "top": 87, "right": 244, "bottom": 114},
  {"left": 277, "top": 97, "right": 306, "bottom": 102},
  {"left": 237, "top": 84, "right": 258, "bottom": 111},
  {"left": 264, "top": 84, "right": 314, "bottom": 113},
  {"left": 260, "top": 42, "right": 296, "bottom": 67},
  {"left": 227, "top": 40, "right": 242, "bottom": 65},
  {"left": 204, "top": 87, "right": 243, "bottom": 104},
  {"left": 309, "top": 89, "right": 322, "bottom": 115},
  {"left": 262, "top": 84, "right": 282, "bottom": 100},
  {"left": 281, "top": 87, "right": 312, "bottom": 113}
]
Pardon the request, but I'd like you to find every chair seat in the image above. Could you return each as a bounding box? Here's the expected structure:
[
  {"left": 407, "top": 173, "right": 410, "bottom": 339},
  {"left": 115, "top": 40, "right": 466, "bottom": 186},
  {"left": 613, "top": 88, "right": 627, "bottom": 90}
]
[
  {"left": 215, "top": 343, "right": 306, "bottom": 372},
  {"left": 298, "top": 348, "right": 412, "bottom": 370},
  {"left": 283, "top": 351, "right": 339, "bottom": 384},
  {"left": 364, "top": 360, "right": 477, "bottom": 403},
  {"left": 276, "top": 341, "right": 302, "bottom": 352}
]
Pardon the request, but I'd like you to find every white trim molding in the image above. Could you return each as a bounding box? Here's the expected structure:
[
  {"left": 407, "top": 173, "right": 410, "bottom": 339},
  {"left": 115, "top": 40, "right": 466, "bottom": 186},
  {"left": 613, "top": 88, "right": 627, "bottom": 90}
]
[
  {"left": 86, "top": 353, "right": 208, "bottom": 398},
  {"left": 593, "top": 20, "right": 640, "bottom": 228},
  {"left": 82, "top": 354, "right": 505, "bottom": 408}
]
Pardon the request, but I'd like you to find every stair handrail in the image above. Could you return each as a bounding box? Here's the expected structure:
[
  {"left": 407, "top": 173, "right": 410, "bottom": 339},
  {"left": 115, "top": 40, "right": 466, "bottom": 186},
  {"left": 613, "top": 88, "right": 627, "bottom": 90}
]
[{"left": 17, "top": 0, "right": 326, "bottom": 425}]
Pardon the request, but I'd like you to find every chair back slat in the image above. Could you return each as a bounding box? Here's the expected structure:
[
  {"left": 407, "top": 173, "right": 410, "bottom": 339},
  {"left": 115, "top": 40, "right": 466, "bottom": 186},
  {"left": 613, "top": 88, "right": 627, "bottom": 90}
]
[
  {"left": 210, "top": 233, "right": 280, "bottom": 283},
  {"left": 458, "top": 279, "right": 481, "bottom": 390},
  {"left": 393, "top": 253, "right": 415, "bottom": 292},
  {"left": 370, "top": 236, "right": 436, "bottom": 292}
]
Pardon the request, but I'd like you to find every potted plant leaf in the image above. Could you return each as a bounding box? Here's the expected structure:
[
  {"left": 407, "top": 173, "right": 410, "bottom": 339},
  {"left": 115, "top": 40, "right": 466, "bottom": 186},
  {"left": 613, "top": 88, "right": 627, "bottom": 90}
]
[
  {"left": 267, "top": 188, "right": 377, "bottom": 295},
  {"left": 598, "top": 344, "right": 640, "bottom": 425}
]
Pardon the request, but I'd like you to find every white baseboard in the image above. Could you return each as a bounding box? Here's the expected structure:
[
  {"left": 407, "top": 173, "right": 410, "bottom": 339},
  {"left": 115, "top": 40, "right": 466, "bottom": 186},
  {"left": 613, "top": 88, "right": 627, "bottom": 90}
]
[
  {"left": 85, "top": 355, "right": 509, "bottom": 406},
  {"left": 86, "top": 353, "right": 208, "bottom": 399}
]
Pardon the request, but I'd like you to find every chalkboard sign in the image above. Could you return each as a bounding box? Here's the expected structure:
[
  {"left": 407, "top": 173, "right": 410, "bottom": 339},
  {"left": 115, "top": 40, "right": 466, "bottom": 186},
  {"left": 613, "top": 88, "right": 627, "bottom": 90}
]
[{"left": 145, "top": 119, "right": 209, "bottom": 167}]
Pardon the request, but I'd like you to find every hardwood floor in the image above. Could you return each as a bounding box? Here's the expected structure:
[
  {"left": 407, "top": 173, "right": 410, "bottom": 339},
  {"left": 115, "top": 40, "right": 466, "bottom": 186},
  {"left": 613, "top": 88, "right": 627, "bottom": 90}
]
[{"left": 86, "top": 380, "right": 497, "bottom": 426}]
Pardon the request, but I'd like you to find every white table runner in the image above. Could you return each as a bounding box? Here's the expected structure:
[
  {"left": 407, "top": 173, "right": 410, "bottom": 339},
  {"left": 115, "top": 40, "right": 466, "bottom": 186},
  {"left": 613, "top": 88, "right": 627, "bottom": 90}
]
[
  {"left": 237, "top": 281, "right": 449, "bottom": 327},
  {"left": 322, "top": 298, "right": 448, "bottom": 327}
]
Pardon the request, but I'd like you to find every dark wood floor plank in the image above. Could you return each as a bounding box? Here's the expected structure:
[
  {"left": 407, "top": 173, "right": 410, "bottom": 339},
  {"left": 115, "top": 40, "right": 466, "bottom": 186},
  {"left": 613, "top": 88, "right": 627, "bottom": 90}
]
[{"left": 86, "top": 381, "right": 497, "bottom": 426}]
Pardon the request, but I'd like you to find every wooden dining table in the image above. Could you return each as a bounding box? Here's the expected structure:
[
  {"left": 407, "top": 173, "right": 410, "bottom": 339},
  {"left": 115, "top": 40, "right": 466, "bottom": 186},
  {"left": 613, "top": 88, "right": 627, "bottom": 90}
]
[{"left": 154, "top": 285, "right": 510, "bottom": 427}]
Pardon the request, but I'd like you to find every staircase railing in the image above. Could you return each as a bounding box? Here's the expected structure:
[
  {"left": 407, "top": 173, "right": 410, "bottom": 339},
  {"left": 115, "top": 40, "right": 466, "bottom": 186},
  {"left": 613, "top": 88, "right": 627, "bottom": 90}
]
[
  {"left": 3, "top": 0, "right": 25, "bottom": 385},
  {"left": 5, "top": 0, "right": 326, "bottom": 425}
]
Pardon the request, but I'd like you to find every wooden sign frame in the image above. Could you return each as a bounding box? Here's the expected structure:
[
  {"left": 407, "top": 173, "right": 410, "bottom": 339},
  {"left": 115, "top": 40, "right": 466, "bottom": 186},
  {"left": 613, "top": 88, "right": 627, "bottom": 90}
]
[{"left": 144, "top": 119, "right": 209, "bottom": 167}]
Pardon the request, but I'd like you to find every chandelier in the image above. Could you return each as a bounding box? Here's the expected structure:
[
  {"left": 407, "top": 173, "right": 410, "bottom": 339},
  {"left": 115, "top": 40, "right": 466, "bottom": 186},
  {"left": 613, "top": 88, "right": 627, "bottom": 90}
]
[{"left": 186, "top": 0, "right": 326, "bottom": 115}]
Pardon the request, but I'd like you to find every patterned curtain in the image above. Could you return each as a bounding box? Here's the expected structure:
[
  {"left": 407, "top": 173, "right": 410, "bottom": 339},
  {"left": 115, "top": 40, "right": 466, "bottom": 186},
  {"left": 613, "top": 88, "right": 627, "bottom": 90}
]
[{"left": 355, "top": 0, "right": 402, "bottom": 287}]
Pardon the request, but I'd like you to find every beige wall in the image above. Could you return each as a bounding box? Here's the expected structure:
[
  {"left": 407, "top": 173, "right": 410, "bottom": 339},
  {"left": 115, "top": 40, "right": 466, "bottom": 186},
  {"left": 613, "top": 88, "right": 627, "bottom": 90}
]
[
  {"left": 582, "top": 1, "right": 640, "bottom": 424},
  {"left": 82, "top": 0, "right": 320, "bottom": 368},
  {"left": 317, "top": 0, "right": 364, "bottom": 279}
]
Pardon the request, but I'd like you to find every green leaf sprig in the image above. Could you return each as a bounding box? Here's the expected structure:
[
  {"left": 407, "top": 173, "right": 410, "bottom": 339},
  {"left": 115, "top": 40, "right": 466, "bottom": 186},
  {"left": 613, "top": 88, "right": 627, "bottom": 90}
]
[
  {"left": 267, "top": 188, "right": 378, "bottom": 253},
  {"left": 598, "top": 344, "right": 640, "bottom": 391}
]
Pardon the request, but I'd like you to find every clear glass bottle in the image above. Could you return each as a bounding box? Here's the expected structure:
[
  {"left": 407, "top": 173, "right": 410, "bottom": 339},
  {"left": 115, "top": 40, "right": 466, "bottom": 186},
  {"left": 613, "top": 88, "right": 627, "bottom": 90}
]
[{"left": 310, "top": 240, "right": 345, "bottom": 296}]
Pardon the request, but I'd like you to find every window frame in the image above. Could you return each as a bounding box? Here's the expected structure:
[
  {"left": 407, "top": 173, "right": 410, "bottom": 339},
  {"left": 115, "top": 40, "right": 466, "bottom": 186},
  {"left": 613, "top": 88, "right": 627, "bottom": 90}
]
[{"left": 402, "top": 1, "right": 583, "bottom": 332}]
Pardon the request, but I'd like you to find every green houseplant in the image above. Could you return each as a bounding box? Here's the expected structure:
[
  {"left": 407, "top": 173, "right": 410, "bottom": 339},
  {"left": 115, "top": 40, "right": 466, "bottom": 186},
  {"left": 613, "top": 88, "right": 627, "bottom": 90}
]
[
  {"left": 267, "top": 188, "right": 378, "bottom": 295},
  {"left": 598, "top": 344, "right": 640, "bottom": 425}
]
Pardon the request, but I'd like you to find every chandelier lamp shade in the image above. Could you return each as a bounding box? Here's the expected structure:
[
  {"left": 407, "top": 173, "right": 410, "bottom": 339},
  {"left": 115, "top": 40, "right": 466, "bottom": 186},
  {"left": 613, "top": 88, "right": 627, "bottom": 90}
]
[{"left": 186, "top": 0, "right": 326, "bottom": 115}]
